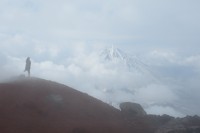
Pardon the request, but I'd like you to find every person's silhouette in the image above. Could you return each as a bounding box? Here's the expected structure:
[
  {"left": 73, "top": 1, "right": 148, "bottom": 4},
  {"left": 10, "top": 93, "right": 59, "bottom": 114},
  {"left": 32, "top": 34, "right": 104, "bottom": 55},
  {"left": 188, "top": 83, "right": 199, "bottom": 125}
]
[{"left": 24, "top": 57, "right": 31, "bottom": 77}]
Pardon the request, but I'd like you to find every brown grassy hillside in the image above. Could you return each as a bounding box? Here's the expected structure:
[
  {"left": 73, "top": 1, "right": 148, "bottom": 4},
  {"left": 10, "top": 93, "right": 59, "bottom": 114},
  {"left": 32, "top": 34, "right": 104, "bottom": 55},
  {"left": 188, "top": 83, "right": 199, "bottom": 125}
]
[{"left": 0, "top": 77, "right": 150, "bottom": 133}]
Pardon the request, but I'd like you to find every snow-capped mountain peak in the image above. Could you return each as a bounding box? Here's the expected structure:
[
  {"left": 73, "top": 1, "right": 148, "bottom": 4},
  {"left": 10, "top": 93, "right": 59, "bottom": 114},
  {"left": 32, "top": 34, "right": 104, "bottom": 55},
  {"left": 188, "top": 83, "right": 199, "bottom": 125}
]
[
  {"left": 101, "top": 45, "right": 126, "bottom": 61},
  {"left": 100, "top": 45, "right": 152, "bottom": 74}
]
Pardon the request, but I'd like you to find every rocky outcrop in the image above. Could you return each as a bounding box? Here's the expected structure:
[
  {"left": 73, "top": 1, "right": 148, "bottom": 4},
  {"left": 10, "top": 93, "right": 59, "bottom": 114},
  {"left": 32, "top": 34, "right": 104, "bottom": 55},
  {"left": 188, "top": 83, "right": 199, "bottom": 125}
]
[
  {"left": 119, "top": 102, "right": 200, "bottom": 133},
  {"left": 156, "top": 115, "right": 200, "bottom": 133},
  {"left": 119, "top": 102, "right": 147, "bottom": 117},
  {"left": 156, "top": 125, "right": 200, "bottom": 133},
  {"left": 146, "top": 114, "right": 175, "bottom": 129}
]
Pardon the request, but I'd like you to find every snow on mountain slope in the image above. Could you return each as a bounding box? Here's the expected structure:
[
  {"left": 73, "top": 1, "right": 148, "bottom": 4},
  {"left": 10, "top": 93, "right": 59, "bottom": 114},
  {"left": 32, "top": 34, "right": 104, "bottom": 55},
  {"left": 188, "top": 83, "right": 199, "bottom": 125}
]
[
  {"left": 97, "top": 46, "right": 158, "bottom": 103},
  {"left": 100, "top": 45, "right": 156, "bottom": 77}
]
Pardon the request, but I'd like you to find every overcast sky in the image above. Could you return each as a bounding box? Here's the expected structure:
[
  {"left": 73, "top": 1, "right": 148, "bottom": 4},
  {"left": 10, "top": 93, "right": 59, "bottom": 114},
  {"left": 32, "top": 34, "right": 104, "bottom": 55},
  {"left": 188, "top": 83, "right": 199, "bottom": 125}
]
[{"left": 0, "top": 0, "right": 200, "bottom": 117}]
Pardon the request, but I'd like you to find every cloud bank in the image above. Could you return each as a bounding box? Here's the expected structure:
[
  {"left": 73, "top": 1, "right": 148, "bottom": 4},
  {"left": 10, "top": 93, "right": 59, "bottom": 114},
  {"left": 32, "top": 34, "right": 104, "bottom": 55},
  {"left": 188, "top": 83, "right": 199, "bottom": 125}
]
[{"left": 1, "top": 43, "right": 200, "bottom": 117}]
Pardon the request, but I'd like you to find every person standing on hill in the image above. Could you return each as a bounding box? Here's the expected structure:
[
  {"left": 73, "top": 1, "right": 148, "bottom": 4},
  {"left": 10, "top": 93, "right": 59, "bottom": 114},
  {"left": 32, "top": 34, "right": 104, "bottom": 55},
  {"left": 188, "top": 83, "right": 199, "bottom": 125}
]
[{"left": 24, "top": 57, "right": 31, "bottom": 77}]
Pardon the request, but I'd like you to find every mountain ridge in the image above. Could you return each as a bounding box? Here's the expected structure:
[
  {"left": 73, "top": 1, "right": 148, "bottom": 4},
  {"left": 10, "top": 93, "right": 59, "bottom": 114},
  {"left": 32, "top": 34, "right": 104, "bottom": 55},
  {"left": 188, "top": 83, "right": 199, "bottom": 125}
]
[
  {"left": 0, "top": 77, "right": 132, "bottom": 133},
  {"left": 100, "top": 46, "right": 151, "bottom": 73}
]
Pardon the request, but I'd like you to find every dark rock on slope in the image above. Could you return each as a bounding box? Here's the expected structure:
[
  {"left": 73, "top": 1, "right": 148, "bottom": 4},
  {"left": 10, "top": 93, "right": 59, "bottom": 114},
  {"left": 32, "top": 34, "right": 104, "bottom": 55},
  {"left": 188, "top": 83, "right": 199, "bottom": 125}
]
[
  {"left": 120, "top": 102, "right": 147, "bottom": 117},
  {"left": 156, "top": 115, "right": 200, "bottom": 133}
]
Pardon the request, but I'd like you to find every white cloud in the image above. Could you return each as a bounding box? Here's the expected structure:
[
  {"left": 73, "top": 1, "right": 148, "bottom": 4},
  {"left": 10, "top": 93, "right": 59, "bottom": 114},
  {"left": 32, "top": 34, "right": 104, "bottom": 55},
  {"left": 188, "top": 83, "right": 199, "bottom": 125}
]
[
  {"left": 1, "top": 45, "right": 200, "bottom": 117},
  {"left": 135, "top": 84, "right": 178, "bottom": 104},
  {"left": 67, "top": 64, "right": 82, "bottom": 76},
  {"left": 146, "top": 105, "right": 185, "bottom": 117},
  {"left": 184, "top": 55, "right": 200, "bottom": 67}
]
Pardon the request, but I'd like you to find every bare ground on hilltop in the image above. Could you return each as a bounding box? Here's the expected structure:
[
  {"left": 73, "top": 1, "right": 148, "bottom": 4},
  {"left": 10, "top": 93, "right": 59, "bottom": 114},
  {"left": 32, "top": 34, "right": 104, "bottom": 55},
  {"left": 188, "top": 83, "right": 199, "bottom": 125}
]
[{"left": 0, "top": 77, "right": 151, "bottom": 133}]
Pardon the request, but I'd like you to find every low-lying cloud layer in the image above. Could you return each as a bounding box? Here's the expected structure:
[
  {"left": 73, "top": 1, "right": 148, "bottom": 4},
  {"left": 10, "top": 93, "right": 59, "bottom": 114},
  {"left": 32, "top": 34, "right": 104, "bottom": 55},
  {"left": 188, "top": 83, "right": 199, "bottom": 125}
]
[{"left": 1, "top": 41, "right": 200, "bottom": 117}]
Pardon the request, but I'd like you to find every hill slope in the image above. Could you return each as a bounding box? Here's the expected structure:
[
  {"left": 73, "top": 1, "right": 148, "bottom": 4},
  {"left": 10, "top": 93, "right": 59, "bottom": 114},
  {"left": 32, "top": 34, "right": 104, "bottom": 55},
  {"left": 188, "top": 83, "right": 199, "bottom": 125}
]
[
  {"left": 0, "top": 78, "right": 135, "bottom": 133},
  {"left": 1, "top": 77, "right": 199, "bottom": 133}
]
